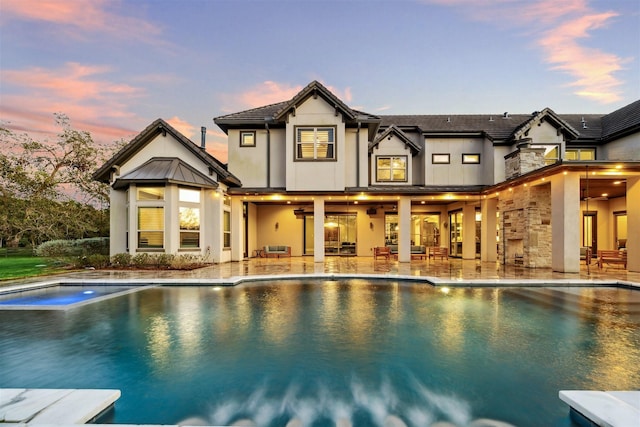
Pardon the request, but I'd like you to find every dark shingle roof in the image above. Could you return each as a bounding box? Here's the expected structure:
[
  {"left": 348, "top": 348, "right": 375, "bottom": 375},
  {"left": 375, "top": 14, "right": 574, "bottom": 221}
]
[
  {"left": 113, "top": 158, "right": 219, "bottom": 189},
  {"left": 601, "top": 99, "right": 640, "bottom": 141},
  {"left": 369, "top": 125, "right": 421, "bottom": 153}
]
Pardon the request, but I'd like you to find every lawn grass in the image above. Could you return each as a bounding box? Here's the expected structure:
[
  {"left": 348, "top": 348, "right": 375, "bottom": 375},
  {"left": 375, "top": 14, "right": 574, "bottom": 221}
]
[{"left": 0, "top": 253, "right": 69, "bottom": 281}]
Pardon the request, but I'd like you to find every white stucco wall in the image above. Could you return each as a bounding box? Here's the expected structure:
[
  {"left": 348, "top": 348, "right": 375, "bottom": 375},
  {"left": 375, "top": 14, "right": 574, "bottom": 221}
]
[
  {"left": 227, "top": 129, "right": 268, "bottom": 188},
  {"left": 424, "top": 137, "right": 485, "bottom": 185},
  {"left": 284, "top": 97, "right": 347, "bottom": 191},
  {"left": 600, "top": 133, "right": 640, "bottom": 160}
]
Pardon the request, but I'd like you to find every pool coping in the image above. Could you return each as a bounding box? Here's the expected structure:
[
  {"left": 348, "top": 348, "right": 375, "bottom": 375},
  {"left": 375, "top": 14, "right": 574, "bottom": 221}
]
[{"left": 1, "top": 273, "right": 638, "bottom": 292}]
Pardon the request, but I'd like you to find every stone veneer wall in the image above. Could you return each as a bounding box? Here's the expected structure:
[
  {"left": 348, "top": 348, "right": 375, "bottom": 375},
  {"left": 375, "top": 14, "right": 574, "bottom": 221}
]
[
  {"left": 498, "top": 184, "right": 552, "bottom": 267},
  {"left": 505, "top": 145, "right": 546, "bottom": 180}
]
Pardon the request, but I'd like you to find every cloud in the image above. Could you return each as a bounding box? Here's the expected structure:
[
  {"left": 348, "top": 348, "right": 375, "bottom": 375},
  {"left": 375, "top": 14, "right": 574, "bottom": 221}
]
[
  {"left": 0, "top": 62, "right": 144, "bottom": 144},
  {"left": 422, "top": 0, "right": 628, "bottom": 103},
  {"left": 166, "top": 116, "right": 197, "bottom": 141},
  {"left": 222, "top": 80, "right": 355, "bottom": 112},
  {"left": 1, "top": 0, "right": 163, "bottom": 44}
]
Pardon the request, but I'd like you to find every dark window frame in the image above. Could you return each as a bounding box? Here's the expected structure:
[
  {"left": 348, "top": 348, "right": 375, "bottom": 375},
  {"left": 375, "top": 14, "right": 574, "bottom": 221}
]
[
  {"left": 294, "top": 125, "right": 337, "bottom": 161},
  {"left": 462, "top": 153, "right": 481, "bottom": 164},
  {"left": 240, "top": 131, "right": 256, "bottom": 147},
  {"left": 375, "top": 155, "right": 408, "bottom": 182},
  {"left": 432, "top": 153, "right": 450, "bottom": 164}
]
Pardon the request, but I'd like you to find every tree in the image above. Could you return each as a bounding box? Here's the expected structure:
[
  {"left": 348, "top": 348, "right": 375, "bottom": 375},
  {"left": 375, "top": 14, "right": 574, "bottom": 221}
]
[{"left": 0, "top": 114, "right": 114, "bottom": 247}]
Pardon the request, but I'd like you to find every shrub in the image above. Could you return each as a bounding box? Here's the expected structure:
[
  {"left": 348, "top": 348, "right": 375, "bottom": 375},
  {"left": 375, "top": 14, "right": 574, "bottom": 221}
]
[
  {"left": 74, "top": 237, "right": 109, "bottom": 256},
  {"left": 131, "top": 252, "right": 150, "bottom": 266},
  {"left": 35, "top": 240, "right": 75, "bottom": 257},
  {"left": 36, "top": 237, "right": 109, "bottom": 258},
  {"left": 151, "top": 253, "right": 174, "bottom": 268},
  {"left": 111, "top": 253, "right": 132, "bottom": 267}
]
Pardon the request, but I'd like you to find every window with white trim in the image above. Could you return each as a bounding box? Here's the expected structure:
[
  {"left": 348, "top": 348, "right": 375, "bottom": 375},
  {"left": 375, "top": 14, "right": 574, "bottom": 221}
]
[
  {"left": 223, "top": 210, "right": 231, "bottom": 249},
  {"left": 376, "top": 156, "right": 407, "bottom": 182},
  {"left": 137, "top": 186, "right": 165, "bottom": 250},
  {"left": 179, "top": 188, "right": 200, "bottom": 249},
  {"left": 295, "top": 126, "right": 336, "bottom": 160}
]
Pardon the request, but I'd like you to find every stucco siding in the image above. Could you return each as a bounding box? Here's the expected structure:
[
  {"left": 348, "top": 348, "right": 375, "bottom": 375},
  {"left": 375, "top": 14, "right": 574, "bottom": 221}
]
[
  {"left": 227, "top": 129, "right": 268, "bottom": 187},
  {"left": 600, "top": 133, "right": 640, "bottom": 160},
  {"left": 424, "top": 137, "right": 485, "bottom": 185}
]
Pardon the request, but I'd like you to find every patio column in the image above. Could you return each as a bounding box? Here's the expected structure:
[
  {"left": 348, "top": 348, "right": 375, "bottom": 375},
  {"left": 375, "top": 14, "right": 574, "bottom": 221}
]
[
  {"left": 551, "top": 173, "right": 580, "bottom": 273},
  {"left": 230, "top": 197, "right": 243, "bottom": 261},
  {"left": 397, "top": 196, "right": 411, "bottom": 262},
  {"left": 481, "top": 197, "right": 497, "bottom": 262},
  {"left": 314, "top": 197, "right": 325, "bottom": 263},
  {"left": 627, "top": 177, "right": 640, "bottom": 272},
  {"left": 462, "top": 203, "right": 476, "bottom": 260}
]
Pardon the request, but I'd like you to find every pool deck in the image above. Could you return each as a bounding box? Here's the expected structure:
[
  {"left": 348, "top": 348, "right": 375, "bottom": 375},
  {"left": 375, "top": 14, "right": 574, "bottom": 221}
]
[{"left": 1, "top": 257, "right": 639, "bottom": 427}]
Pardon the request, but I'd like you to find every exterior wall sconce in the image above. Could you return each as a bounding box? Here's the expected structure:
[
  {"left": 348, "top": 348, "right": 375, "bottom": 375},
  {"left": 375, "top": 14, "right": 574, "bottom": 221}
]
[
  {"left": 275, "top": 222, "right": 279, "bottom": 231},
  {"left": 369, "top": 222, "right": 374, "bottom": 230}
]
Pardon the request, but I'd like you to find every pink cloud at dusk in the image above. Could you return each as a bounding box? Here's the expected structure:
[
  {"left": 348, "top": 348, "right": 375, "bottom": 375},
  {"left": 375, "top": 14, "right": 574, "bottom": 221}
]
[
  {"left": 422, "top": 0, "right": 628, "bottom": 104},
  {"left": 1, "top": 62, "right": 144, "bottom": 146},
  {"left": 221, "top": 80, "right": 355, "bottom": 112},
  {"left": 166, "top": 116, "right": 229, "bottom": 163},
  {"left": 1, "top": 0, "right": 162, "bottom": 43}
]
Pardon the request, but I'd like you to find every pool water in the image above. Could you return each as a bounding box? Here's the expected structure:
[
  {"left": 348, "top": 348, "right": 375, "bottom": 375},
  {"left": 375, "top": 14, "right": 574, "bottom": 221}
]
[
  {"left": 0, "top": 285, "right": 144, "bottom": 308},
  {"left": 0, "top": 280, "right": 638, "bottom": 427}
]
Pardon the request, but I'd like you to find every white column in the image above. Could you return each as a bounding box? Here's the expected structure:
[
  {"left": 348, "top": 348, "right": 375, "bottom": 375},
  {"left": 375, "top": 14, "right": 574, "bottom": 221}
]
[
  {"left": 627, "top": 177, "right": 640, "bottom": 272},
  {"left": 230, "top": 197, "right": 244, "bottom": 261},
  {"left": 314, "top": 197, "right": 325, "bottom": 263},
  {"left": 551, "top": 173, "right": 580, "bottom": 272},
  {"left": 398, "top": 196, "right": 411, "bottom": 262},
  {"left": 481, "top": 197, "right": 497, "bottom": 262},
  {"left": 462, "top": 204, "right": 476, "bottom": 260},
  {"left": 109, "top": 188, "right": 127, "bottom": 256},
  {"left": 165, "top": 185, "right": 178, "bottom": 254},
  {"left": 204, "top": 189, "right": 223, "bottom": 263}
]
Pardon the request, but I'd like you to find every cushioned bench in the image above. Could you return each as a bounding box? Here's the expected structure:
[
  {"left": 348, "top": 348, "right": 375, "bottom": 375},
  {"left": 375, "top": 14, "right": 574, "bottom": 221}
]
[
  {"left": 411, "top": 245, "right": 427, "bottom": 260},
  {"left": 263, "top": 245, "right": 291, "bottom": 258}
]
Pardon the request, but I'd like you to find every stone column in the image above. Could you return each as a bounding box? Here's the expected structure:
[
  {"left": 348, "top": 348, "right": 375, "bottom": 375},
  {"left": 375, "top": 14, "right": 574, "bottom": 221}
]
[
  {"left": 551, "top": 173, "right": 580, "bottom": 272},
  {"left": 314, "top": 197, "right": 325, "bottom": 263},
  {"left": 462, "top": 203, "right": 476, "bottom": 260},
  {"left": 627, "top": 177, "right": 640, "bottom": 273},
  {"left": 230, "top": 197, "right": 244, "bottom": 261},
  {"left": 397, "top": 196, "right": 411, "bottom": 262},
  {"left": 481, "top": 197, "right": 498, "bottom": 262}
]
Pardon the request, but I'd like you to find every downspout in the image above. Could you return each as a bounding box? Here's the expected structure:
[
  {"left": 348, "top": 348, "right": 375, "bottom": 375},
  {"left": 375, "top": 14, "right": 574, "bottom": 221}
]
[
  {"left": 265, "top": 122, "right": 271, "bottom": 188},
  {"left": 356, "top": 122, "right": 361, "bottom": 188}
]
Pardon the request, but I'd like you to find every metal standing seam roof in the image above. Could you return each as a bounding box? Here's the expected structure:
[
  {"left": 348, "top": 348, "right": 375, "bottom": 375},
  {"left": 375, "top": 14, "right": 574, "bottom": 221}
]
[{"left": 112, "top": 158, "right": 219, "bottom": 189}]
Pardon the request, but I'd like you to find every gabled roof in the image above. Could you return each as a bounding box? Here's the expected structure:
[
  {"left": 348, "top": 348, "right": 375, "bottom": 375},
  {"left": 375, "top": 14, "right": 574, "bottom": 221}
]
[
  {"left": 112, "top": 158, "right": 219, "bottom": 190},
  {"left": 369, "top": 125, "right": 421, "bottom": 154},
  {"left": 93, "top": 118, "right": 241, "bottom": 187},
  {"left": 273, "top": 80, "right": 357, "bottom": 121},
  {"left": 511, "top": 108, "right": 579, "bottom": 141},
  {"left": 601, "top": 99, "right": 640, "bottom": 141},
  {"left": 214, "top": 81, "right": 380, "bottom": 135}
]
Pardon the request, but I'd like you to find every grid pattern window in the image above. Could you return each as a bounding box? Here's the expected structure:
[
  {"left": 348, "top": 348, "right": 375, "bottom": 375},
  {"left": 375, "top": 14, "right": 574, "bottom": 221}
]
[
  {"left": 376, "top": 156, "right": 407, "bottom": 182},
  {"left": 565, "top": 148, "right": 595, "bottom": 161},
  {"left": 223, "top": 210, "right": 231, "bottom": 249},
  {"left": 462, "top": 153, "right": 481, "bottom": 164},
  {"left": 138, "top": 207, "right": 164, "bottom": 249},
  {"left": 432, "top": 154, "right": 450, "bottom": 164},
  {"left": 179, "top": 188, "right": 201, "bottom": 249},
  {"left": 240, "top": 131, "right": 255, "bottom": 147},
  {"left": 295, "top": 127, "right": 336, "bottom": 160}
]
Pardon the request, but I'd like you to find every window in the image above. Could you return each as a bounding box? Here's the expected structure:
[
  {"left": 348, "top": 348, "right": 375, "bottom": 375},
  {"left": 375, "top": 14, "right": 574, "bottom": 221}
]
[
  {"left": 295, "top": 126, "right": 336, "bottom": 160},
  {"left": 566, "top": 148, "right": 595, "bottom": 161},
  {"left": 531, "top": 145, "right": 559, "bottom": 165},
  {"left": 462, "top": 153, "right": 481, "bottom": 164},
  {"left": 432, "top": 154, "right": 450, "bottom": 164},
  {"left": 138, "top": 207, "right": 164, "bottom": 249},
  {"left": 137, "top": 187, "right": 164, "bottom": 200},
  {"left": 179, "top": 188, "right": 200, "bottom": 249},
  {"left": 240, "top": 131, "right": 255, "bottom": 147},
  {"left": 376, "top": 156, "right": 407, "bottom": 182},
  {"left": 223, "top": 210, "right": 231, "bottom": 248}
]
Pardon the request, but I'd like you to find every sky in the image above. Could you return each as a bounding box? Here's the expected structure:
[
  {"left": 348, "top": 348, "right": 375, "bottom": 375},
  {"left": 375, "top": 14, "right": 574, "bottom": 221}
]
[{"left": 1, "top": 0, "right": 639, "bottom": 163}]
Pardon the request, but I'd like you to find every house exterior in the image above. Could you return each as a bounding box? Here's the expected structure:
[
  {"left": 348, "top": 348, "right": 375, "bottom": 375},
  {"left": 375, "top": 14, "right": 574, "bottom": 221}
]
[{"left": 96, "top": 81, "right": 640, "bottom": 272}]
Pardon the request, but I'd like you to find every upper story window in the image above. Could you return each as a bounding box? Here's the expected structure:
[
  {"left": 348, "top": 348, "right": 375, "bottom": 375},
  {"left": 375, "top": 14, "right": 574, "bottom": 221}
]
[
  {"left": 565, "top": 148, "right": 595, "bottom": 161},
  {"left": 432, "top": 154, "right": 450, "bottom": 164},
  {"left": 137, "top": 187, "right": 164, "bottom": 200},
  {"left": 240, "top": 131, "right": 255, "bottom": 147},
  {"left": 376, "top": 156, "right": 407, "bottom": 182},
  {"left": 462, "top": 153, "right": 481, "bottom": 164},
  {"left": 295, "top": 126, "right": 336, "bottom": 160}
]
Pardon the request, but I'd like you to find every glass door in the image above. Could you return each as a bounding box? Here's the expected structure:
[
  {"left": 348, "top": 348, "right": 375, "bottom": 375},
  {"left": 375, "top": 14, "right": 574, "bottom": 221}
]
[{"left": 449, "top": 210, "right": 463, "bottom": 257}]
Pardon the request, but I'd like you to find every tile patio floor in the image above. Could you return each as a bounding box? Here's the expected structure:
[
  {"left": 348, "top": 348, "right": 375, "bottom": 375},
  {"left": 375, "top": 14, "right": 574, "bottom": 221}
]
[{"left": 3, "top": 256, "right": 638, "bottom": 287}]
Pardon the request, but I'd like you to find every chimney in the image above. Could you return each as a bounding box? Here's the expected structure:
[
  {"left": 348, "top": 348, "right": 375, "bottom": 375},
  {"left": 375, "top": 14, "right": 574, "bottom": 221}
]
[{"left": 200, "top": 126, "right": 206, "bottom": 149}]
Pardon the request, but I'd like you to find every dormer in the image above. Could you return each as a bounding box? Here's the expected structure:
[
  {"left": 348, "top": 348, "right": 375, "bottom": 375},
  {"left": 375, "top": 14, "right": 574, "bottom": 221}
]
[{"left": 369, "top": 125, "right": 421, "bottom": 185}]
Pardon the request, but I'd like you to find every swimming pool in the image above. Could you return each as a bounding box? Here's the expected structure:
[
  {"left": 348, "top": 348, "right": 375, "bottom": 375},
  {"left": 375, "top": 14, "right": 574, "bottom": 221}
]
[{"left": 0, "top": 279, "right": 638, "bottom": 426}]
